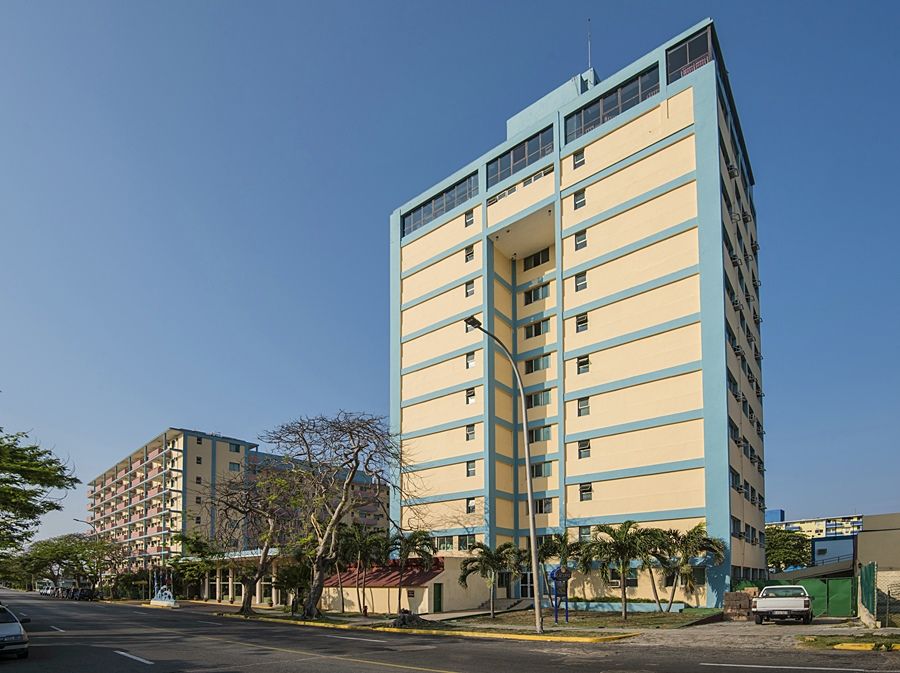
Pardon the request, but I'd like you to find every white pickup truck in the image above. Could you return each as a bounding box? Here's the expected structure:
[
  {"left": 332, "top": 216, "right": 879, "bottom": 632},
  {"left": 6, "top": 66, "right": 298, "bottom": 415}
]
[{"left": 751, "top": 585, "right": 813, "bottom": 624}]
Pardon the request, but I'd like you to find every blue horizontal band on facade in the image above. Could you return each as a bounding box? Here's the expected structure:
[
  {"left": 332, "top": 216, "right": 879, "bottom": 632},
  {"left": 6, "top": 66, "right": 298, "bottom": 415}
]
[
  {"left": 563, "top": 313, "right": 701, "bottom": 361},
  {"left": 495, "top": 381, "right": 514, "bottom": 397},
  {"left": 564, "top": 409, "right": 704, "bottom": 444},
  {"left": 515, "top": 307, "right": 557, "bottom": 328},
  {"left": 524, "top": 378, "right": 558, "bottom": 395},
  {"left": 560, "top": 171, "right": 697, "bottom": 240},
  {"left": 403, "top": 452, "right": 484, "bottom": 473},
  {"left": 401, "top": 345, "right": 479, "bottom": 376},
  {"left": 400, "top": 234, "right": 482, "bottom": 280},
  {"left": 496, "top": 453, "right": 514, "bottom": 465},
  {"left": 517, "top": 489, "right": 561, "bottom": 501},
  {"left": 495, "top": 417, "right": 513, "bottom": 431},
  {"left": 400, "top": 270, "right": 482, "bottom": 311},
  {"left": 562, "top": 219, "right": 699, "bottom": 281},
  {"left": 517, "top": 452, "right": 560, "bottom": 465},
  {"left": 564, "top": 458, "right": 705, "bottom": 486},
  {"left": 563, "top": 360, "right": 703, "bottom": 402},
  {"left": 486, "top": 194, "right": 556, "bottom": 239},
  {"left": 403, "top": 489, "right": 484, "bottom": 506},
  {"left": 485, "top": 158, "right": 555, "bottom": 202},
  {"left": 495, "top": 310, "right": 513, "bottom": 326},
  {"left": 402, "top": 415, "right": 484, "bottom": 440},
  {"left": 567, "top": 507, "right": 707, "bottom": 527},
  {"left": 528, "top": 415, "right": 558, "bottom": 429},
  {"left": 400, "top": 379, "right": 482, "bottom": 409},
  {"left": 562, "top": 265, "right": 700, "bottom": 320},
  {"left": 517, "top": 344, "right": 558, "bottom": 361},
  {"left": 495, "top": 274, "right": 513, "bottom": 292},
  {"left": 399, "top": 198, "right": 480, "bottom": 247},
  {"left": 400, "top": 308, "right": 479, "bottom": 344},
  {"left": 516, "top": 272, "right": 555, "bottom": 293},
  {"left": 560, "top": 125, "right": 696, "bottom": 201},
  {"left": 430, "top": 526, "right": 486, "bottom": 537}
]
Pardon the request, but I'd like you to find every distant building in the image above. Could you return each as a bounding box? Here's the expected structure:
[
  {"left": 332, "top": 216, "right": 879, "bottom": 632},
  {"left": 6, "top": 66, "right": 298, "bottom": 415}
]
[
  {"left": 767, "top": 514, "right": 863, "bottom": 538},
  {"left": 765, "top": 509, "right": 785, "bottom": 524}
]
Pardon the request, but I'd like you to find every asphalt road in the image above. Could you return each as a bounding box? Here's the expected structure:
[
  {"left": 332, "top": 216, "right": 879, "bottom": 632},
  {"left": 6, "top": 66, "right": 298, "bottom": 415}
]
[{"left": 1, "top": 590, "right": 898, "bottom": 673}]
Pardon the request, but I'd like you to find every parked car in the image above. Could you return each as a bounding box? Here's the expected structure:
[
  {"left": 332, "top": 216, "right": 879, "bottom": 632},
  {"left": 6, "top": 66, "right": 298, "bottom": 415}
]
[
  {"left": 752, "top": 585, "right": 813, "bottom": 624},
  {"left": 0, "top": 606, "right": 29, "bottom": 659}
]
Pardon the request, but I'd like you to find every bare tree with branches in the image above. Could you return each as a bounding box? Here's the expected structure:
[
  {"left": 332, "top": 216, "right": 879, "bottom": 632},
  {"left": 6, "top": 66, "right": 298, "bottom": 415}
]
[{"left": 260, "top": 411, "right": 399, "bottom": 619}]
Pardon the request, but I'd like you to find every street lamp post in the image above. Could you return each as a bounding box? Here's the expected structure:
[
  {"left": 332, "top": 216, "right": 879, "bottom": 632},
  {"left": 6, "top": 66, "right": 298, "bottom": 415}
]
[
  {"left": 464, "top": 315, "right": 543, "bottom": 634},
  {"left": 73, "top": 517, "right": 102, "bottom": 597}
]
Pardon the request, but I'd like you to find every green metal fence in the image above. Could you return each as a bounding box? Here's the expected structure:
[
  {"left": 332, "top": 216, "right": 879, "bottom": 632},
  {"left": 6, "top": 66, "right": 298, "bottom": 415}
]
[
  {"left": 736, "top": 578, "right": 857, "bottom": 617},
  {"left": 860, "top": 562, "right": 877, "bottom": 615}
]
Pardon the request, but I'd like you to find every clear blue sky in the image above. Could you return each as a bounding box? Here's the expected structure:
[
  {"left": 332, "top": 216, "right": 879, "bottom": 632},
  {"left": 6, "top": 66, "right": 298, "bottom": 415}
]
[{"left": 1, "top": 1, "right": 898, "bottom": 539}]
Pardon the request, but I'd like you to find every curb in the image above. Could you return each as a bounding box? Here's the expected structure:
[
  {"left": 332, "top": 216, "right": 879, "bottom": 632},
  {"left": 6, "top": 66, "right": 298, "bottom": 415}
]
[
  {"left": 218, "top": 613, "right": 639, "bottom": 643},
  {"left": 833, "top": 643, "right": 897, "bottom": 652}
]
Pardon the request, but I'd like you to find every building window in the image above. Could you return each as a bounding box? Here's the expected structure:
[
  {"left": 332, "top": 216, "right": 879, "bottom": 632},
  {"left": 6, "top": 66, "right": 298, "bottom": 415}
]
[
  {"left": 523, "top": 247, "right": 550, "bottom": 271},
  {"left": 195, "top": 496, "right": 202, "bottom": 504},
  {"left": 611, "top": 567, "right": 639, "bottom": 587},
  {"left": 465, "top": 209, "right": 474, "bottom": 227},
  {"left": 573, "top": 150, "right": 585, "bottom": 169},
  {"left": 487, "top": 126, "right": 553, "bottom": 187},
  {"left": 573, "top": 189, "right": 586, "bottom": 210},
  {"left": 196, "top": 456, "right": 202, "bottom": 465},
  {"left": 229, "top": 462, "right": 240, "bottom": 472},
  {"left": 195, "top": 516, "right": 201, "bottom": 524},
  {"left": 574, "top": 230, "right": 587, "bottom": 250},
  {"left": 533, "top": 498, "right": 553, "bottom": 514},
  {"left": 524, "top": 283, "right": 550, "bottom": 305},
  {"left": 464, "top": 245, "right": 475, "bottom": 262},
  {"left": 574, "top": 272, "right": 587, "bottom": 292},
  {"left": 575, "top": 312, "right": 588, "bottom": 332},
  {"left": 465, "top": 318, "right": 477, "bottom": 333},
  {"left": 577, "top": 397, "right": 590, "bottom": 416},
  {"left": 434, "top": 535, "right": 454, "bottom": 551},
  {"left": 465, "top": 280, "right": 475, "bottom": 297},
  {"left": 579, "top": 483, "right": 593, "bottom": 501},
  {"left": 731, "top": 516, "right": 742, "bottom": 537},
  {"left": 666, "top": 27, "right": 712, "bottom": 84},
  {"left": 526, "top": 389, "right": 551, "bottom": 409},
  {"left": 195, "top": 476, "right": 202, "bottom": 485},
  {"left": 525, "top": 354, "right": 550, "bottom": 374},
  {"left": 530, "top": 462, "right": 551, "bottom": 478},
  {"left": 578, "top": 526, "right": 591, "bottom": 543},
  {"left": 528, "top": 426, "right": 551, "bottom": 443},
  {"left": 730, "top": 468, "right": 741, "bottom": 490},
  {"left": 577, "top": 355, "right": 590, "bottom": 374},
  {"left": 465, "top": 388, "right": 476, "bottom": 405},
  {"left": 577, "top": 439, "right": 591, "bottom": 459},
  {"left": 743, "top": 480, "right": 750, "bottom": 500},
  {"left": 465, "top": 424, "right": 476, "bottom": 441},
  {"left": 524, "top": 319, "right": 550, "bottom": 339},
  {"left": 229, "top": 443, "right": 240, "bottom": 453},
  {"left": 466, "top": 460, "right": 476, "bottom": 477},
  {"left": 465, "top": 351, "right": 476, "bottom": 369},
  {"left": 458, "top": 534, "right": 476, "bottom": 551},
  {"left": 196, "top": 436, "right": 202, "bottom": 445},
  {"left": 564, "top": 65, "right": 660, "bottom": 142},
  {"left": 466, "top": 497, "right": 476, "bottom": 514},
  {"left": 402, "top": 173, "right": 479, "bottom": 238}
]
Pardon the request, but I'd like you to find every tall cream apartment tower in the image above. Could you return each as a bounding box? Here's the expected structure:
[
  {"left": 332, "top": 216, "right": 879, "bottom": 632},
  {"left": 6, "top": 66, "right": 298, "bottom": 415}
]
[{"left": 390, "top": 19, "right": 765, "bottom": 605}]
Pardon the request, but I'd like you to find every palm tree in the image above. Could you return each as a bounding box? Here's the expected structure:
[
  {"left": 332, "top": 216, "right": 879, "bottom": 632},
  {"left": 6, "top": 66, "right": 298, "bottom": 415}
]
[
  {"left": 589, "top": 520, "right": 650, "bottom": 620},
  {"left": 389, "top": 530, "right": 435, "bottom": 616},
  {"left": 662, "top": 523, "right": 726, "bottom": 611},
  {"left": 347, "top": 524, "right": 388, "bottom": 615},
  {"left": 458, "top": 542, "right": 524, "bottom": 618},
  {"left": 330, "top": 524, "right": 354, "bottom": 613},
  {"left": 538, "top": 533, "right": 583, "bottom": 605},
  {"left": 638, "top": 527, "right": 672, "bottom": 612}
]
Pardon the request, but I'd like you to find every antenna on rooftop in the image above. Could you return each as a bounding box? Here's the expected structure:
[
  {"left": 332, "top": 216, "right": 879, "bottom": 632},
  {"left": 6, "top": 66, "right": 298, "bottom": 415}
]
[{"left": 587, "top": 18, "right": 592, "bottom": 70}]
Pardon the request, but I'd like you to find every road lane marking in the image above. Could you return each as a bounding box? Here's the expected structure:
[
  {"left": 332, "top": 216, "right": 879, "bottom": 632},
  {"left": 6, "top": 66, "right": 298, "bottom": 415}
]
[
  {"left": 700, "top": 664, "right": 892, "bottom": 672},
  {"left": 50, "top": 625, "right": 65, "bottom": 632},
  {"left": 325, "top": 634, "right": 389, "bottom": 643},
  {"left": 115, "top": 650, "right": 154, "bottom": 665},
  {"left": 197, "top": 621, "right": 220, "bottom": 625}
]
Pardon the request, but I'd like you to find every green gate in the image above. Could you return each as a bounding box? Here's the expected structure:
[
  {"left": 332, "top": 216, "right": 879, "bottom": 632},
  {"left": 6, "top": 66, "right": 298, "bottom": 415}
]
[
  {"left": 859, "top": 562, "right": 876, "bottom": 615},
  {"left": 736, "top": 578, "right": 856, "bottom": 617}
]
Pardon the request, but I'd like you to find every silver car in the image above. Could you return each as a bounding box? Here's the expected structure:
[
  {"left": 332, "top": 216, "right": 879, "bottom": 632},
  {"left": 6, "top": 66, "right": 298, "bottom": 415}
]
[{"left": 0, "top": 606, "right": 29, "bottom": 659}]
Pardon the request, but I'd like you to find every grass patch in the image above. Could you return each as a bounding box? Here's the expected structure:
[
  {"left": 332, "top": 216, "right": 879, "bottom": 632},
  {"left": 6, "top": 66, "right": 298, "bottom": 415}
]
[
  {"left": 458, "top": 607, "right": 720, "bottom": 630},
  {"left": 800, "top": 634, "right": 900, "bottom": 651}
]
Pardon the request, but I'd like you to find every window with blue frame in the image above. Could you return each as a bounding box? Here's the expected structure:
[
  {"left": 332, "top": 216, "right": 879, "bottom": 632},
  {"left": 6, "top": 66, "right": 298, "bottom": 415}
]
[
  {"left": 402, "top": 172, "right": 479, "bottom": 237},
  {"left": 666, "top": 27, "right": 713, "bottom": 84},
  {"left": 564, "top": 66, "right": 659, "bottom": 143},
  {"left": 486, "top": 127, "right": 553, "bottom": 188}
]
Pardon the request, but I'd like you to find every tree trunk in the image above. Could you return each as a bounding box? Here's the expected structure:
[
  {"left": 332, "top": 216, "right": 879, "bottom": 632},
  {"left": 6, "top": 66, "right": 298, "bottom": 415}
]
[
  {"left": 489, "top": 571, "right": 495, "bottom": 619},
  {"left": 303, "top": 559, "right": 327, "bottom": 619},
  {"left": 647, "top": 565, "right": 663, "bottom": 612},
  {"left": 397, "top": 564, "right": 404, "bottom": 616},
  {"left": 355, "top": 556, "right": 363, "bottom": 614},
  {"left": 361, "top": 566, "right": 368, "bottom": 614},
  {"left": 336, "top": 563, "right": 345, "bottom": 613},
  {"left": 666, "top": 574, "right": 678, "bottom": 612},
  {"left": 620, "top": 562, "right": 627, "bottom": 620},
  {"left": 239, "top": 579, "right": 254, "bottom": 616}
]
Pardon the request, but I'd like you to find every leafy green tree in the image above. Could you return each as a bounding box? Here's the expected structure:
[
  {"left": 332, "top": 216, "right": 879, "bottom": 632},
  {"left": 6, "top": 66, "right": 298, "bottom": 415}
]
[
  {"left": 458, "top": 542, "right": 524, "bottom": 618},
  {"left": 764, "top": 526, "right": 810, "bottom": 573},
  {"left": 0, "top": 429, "right": 79, "bottom": 550},
  {"left": 638, "top": 527, "right": 673, "bottom": 612},
  {"left": 346, "top": 524, "right": 388, "bottom": 615},
  {"left": 273, "top": 537, "right": 316, "bottom": 616},
  {"left": 168, "top": 533, "right": 219, "bottom": 600},
  {"left": 587, "top": 521, "right": 655, "bottom": 619},
  {"left": 662, "top": 523, "right": 726, "bottom": 611},
  {"left": 388, "top": 530, "right": 435, "bottom": 615},
  {"left": 66, "top": 534, "right": 125, "bottom": 595},
  {"left": 330, "top": 524, "right": 354, "bottom": 613}
]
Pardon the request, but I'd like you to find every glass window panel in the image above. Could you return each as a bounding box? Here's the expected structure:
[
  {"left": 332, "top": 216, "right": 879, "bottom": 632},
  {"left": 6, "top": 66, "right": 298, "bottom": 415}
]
[
  {"left": 688, "top": 33, "right": 709, "bottom": 61},
  {"left": 668, "top": 44, "right": 688, "bottom": 74}
]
